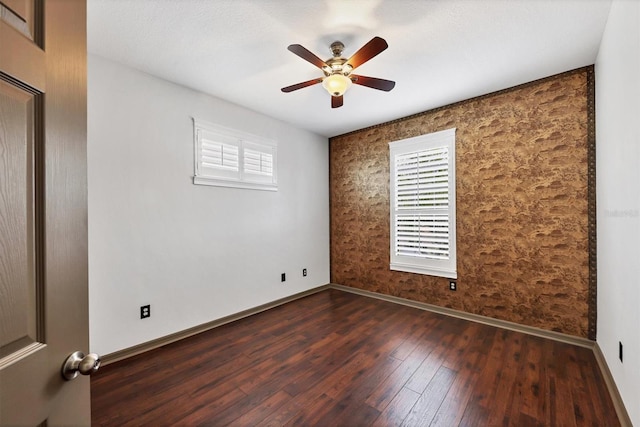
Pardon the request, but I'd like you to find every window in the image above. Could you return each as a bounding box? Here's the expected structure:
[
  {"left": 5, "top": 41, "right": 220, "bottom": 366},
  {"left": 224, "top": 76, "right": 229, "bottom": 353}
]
[
  {"left": 389, "top": 128, "right": 456, "bottom": 278},
  {"left": 193, "top": 119, "right": 277, "bottom": 191}
]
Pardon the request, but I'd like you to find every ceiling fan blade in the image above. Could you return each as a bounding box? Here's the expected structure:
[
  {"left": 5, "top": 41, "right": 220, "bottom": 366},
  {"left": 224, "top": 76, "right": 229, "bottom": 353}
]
[
  {"left": 287, "top": 44, "right": 328, "bottom": 69},
  {"left": 331, "top": 95, "right": 343, "bottom": 108},
  {"left": 350, "top": 75, "right": 396, "bottom": 92},
  {"left": 281, "top": 78, "right": 323, "bottom": 93},
  {"left": 345, "top": 36, "right": 388, "bottom": 70}
]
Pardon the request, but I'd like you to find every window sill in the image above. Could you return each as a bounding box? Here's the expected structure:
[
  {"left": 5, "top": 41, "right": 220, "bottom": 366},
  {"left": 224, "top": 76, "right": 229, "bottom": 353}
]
[
  {"left": 193, "top": 175, "right": 278, "bottom": 192},
  {"left": 390, "top": 262, "right": 457, "bottom": 279}
]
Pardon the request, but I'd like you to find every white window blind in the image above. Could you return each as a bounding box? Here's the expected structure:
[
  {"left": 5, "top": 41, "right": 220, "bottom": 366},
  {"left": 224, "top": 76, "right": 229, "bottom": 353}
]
[
  {"left": 198, "top": 130, "right": 241, "bottom": 181},
  {"left": 244, "top": 148, "right": 272, "bottom": 176},
  {"left": 243, "top": 142, "right": 276, "bottom": 185},
  {"left": 389, "top": 128, "right": 456, "bottom": 278},
  {"left": 201, "top": 140, "right": 239, "bottom": 171},
  {"left": 193, "top": 119, "right": 277, "bottom": 191}
]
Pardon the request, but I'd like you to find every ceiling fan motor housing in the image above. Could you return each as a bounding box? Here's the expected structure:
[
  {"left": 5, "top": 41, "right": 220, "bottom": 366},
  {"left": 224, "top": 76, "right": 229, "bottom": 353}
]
[{"left": 323, "top": 41, "right": 353, "bottom": 78}]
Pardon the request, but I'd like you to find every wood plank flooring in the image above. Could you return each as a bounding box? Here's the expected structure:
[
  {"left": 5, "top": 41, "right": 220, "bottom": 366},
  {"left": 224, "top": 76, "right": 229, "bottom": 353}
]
[{"left": 91, "top": 289, "right": 619, "bottom": 426}]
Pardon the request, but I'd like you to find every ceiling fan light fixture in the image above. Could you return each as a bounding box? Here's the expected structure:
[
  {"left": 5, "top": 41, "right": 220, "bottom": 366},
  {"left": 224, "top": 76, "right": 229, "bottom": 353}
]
[{"left": 322, "top": 73, "right": 352, "bottom": 97}]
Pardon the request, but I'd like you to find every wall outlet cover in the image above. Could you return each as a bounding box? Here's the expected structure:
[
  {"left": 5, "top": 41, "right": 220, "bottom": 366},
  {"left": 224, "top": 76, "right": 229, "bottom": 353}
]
[{"left": 140, "top": 305, "right": 151, "bottom": 319}]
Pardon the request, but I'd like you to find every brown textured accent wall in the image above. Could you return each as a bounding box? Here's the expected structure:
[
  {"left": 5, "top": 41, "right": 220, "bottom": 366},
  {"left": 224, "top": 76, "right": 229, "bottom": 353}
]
[{"left": 330, "top": 68, "right": 592, "bottom": 338}]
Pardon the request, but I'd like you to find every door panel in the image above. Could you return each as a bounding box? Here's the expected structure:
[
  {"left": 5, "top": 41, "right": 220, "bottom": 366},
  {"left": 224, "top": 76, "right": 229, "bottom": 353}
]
[
  {"left": 1, "top": 0, "right": 35, "bottom": 39},
  {"left": 0, "top": 0, "right": 88, "bottom": 425},
  {"left": 0, "top": 0, "right": 44, "bottom": 91},
  {"left": 0, "top": 79, "right": 39, "bottom": 358},
  {"left": 0, "top": 55, "right": 47, "bottom": 427},
  {"left": 1, "top": 0, "right": 35, "bottom": 38}
]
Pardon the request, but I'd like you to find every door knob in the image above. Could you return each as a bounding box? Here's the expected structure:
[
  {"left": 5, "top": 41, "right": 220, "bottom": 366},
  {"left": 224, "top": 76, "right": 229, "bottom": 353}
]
[{"left": 61, "top": 351, "right": 101, "bottom": 380}]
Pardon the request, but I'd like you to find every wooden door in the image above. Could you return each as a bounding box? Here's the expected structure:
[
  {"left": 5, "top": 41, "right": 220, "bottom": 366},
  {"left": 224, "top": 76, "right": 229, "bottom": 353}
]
[{"left": 0, "top": 0, "right": 89, "bottom": 425}]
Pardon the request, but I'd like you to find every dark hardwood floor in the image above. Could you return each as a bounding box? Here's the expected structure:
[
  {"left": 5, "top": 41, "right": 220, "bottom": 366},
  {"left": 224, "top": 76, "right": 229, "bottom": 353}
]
[{"left": 91, "top": 289, "right": 619, "bottom": 426}]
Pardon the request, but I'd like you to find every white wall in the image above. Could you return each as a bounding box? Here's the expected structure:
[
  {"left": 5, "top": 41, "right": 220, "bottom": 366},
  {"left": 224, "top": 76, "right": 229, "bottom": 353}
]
[
  {"left": 595, "top": 0, "right": 640, "bottom": 424},
  {"left": 88, "top": 55, "right": 330, "bottom": 356}
]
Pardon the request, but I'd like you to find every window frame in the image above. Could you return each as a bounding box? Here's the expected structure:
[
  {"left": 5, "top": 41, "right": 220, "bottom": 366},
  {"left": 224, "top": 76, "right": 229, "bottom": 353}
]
[
  {"left": 389, "top": 128, "right": 457, "bottom": 279},
  {"left": 193, "top": 119, "right": 278, "bottom": 191}
]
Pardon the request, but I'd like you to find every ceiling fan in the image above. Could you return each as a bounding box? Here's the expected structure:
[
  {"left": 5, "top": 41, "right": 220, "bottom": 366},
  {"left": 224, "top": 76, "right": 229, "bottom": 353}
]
[{"left": 281, "top": 36, "right": 395, "bottom": 108}]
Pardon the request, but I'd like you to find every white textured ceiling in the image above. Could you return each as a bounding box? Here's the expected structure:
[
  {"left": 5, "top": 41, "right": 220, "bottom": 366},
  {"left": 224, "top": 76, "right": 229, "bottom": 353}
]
[{"left": 87, "top": 0, "right": 612, "bottom": 137}]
